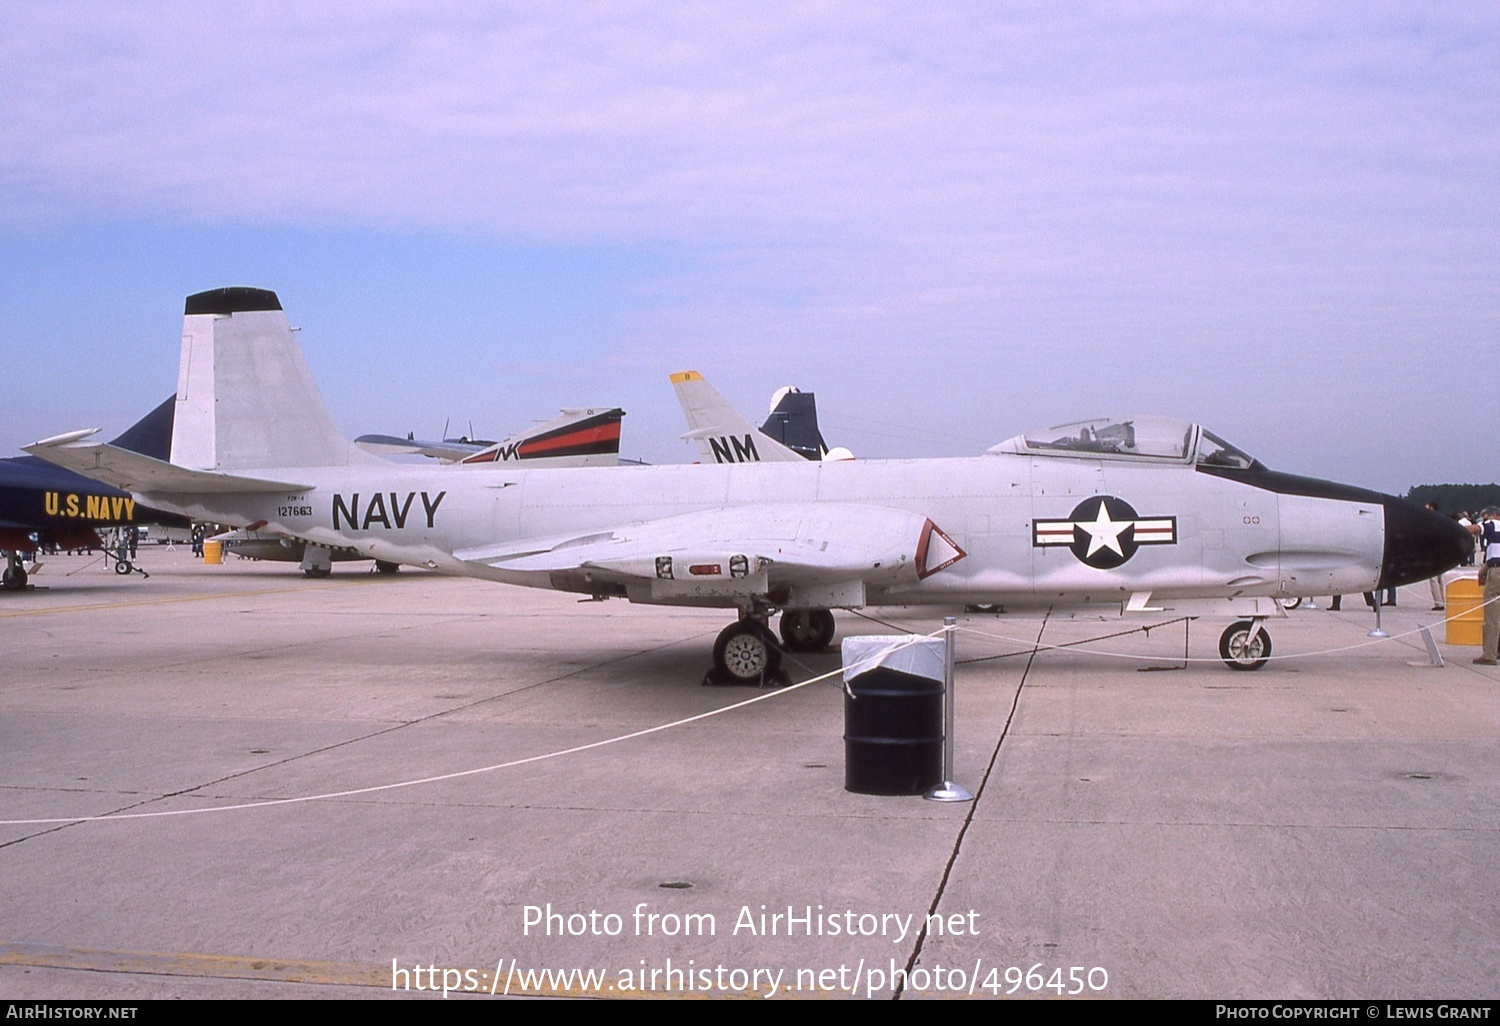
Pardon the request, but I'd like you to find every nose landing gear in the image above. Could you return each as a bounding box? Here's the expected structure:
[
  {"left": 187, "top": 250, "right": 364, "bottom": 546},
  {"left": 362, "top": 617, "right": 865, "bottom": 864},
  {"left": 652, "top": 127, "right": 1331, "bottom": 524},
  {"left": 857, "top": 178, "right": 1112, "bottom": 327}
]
[{"left": 1219, "top": 619, "right": 1272, "bottom": 671}]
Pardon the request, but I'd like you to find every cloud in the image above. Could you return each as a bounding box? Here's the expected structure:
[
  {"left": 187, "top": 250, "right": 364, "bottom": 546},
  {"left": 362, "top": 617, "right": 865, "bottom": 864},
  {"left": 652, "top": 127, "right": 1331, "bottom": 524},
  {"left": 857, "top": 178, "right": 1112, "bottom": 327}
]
[
  {"left": 4, "top": 3, "right": 1489, "bottom": 239},
  {"left": 1, "top": 2, "right": 1496, "bottom": 488}
]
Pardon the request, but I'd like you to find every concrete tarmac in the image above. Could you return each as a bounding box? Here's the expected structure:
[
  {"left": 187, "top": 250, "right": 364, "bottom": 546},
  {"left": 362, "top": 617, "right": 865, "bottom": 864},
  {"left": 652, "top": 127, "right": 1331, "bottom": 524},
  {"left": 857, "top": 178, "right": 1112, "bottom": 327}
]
[{"left": 1, "top": 550, "right": 1495, "bottom": 1000}]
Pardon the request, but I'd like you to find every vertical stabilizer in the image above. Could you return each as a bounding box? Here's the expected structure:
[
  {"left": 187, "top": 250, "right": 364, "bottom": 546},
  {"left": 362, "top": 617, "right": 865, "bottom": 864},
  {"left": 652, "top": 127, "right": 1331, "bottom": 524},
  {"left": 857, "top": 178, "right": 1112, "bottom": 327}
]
[
  {"left": 669, "top": 370, "right": 804, "bottom": 464},
  {"left": 172, "top": 288, "right": 372, "bottom": 471},
  {"left": 109, "top": 395, "right": 177, "bottom": 460},
  {"left": 761, "top": 387, "right": 827, "bottom": 461}
]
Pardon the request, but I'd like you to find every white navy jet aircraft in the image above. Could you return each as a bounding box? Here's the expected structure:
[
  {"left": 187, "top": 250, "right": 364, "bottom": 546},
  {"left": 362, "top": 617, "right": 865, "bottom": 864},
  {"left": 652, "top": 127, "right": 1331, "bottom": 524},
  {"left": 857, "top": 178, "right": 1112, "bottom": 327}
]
[{"left": 28, "top": 288, "right": 1471, "bottom": 681}]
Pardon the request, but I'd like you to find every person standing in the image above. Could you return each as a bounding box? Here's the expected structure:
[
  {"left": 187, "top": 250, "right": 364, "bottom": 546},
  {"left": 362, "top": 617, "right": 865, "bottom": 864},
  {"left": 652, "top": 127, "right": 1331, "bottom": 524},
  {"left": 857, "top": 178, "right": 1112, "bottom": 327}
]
[
  {"left": 1475, "top": 507, "right": 1500, "bottom": 666},
  {"left": 1426, "top": 503, "right": 1448, "bottom": 611}
]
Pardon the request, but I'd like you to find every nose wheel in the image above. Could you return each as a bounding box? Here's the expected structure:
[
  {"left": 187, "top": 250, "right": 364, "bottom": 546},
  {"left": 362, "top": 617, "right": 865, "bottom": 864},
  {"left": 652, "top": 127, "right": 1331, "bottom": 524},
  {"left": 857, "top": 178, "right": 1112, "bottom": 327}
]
[{"left": 1219, "top": 620, "right": 1272, "bottom": 671}]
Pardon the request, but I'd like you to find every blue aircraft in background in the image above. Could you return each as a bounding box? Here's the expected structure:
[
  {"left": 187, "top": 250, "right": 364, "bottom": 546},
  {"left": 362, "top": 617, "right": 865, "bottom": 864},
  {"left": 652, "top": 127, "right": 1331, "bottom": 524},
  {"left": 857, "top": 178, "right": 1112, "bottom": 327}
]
[{"left": 1, "top": 397, "right": 186, "bottom": 590}]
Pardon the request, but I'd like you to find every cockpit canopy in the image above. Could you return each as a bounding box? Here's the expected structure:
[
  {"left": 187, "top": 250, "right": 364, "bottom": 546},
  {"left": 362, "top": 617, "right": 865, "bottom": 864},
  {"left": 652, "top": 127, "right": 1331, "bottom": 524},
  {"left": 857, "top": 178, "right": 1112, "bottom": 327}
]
[{"left": 988, "top": 415, "right": 1259, "bottom": 470}]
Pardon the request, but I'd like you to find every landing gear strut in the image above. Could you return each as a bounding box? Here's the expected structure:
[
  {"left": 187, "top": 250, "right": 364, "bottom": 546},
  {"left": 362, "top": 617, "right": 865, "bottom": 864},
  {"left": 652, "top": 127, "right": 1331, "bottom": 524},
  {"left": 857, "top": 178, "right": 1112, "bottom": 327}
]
[
  {"left": 1219, "top": 619, "right": 1272, "bottom": 671},
  {"left": 300, "top": 544, "right": 333, "bottom": 579}
]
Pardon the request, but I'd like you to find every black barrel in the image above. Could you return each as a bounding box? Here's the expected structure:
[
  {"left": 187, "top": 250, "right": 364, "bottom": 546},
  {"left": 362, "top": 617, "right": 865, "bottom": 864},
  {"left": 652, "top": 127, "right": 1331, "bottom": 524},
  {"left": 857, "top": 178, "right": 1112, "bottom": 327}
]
[{"left": 844, "top": 666, "right": 944, "bottom": 795}]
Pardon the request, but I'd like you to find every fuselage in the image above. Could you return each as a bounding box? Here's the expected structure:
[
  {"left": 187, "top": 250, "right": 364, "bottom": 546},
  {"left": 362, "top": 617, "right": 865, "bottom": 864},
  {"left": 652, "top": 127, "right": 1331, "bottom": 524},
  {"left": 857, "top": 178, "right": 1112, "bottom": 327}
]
[{"left": 127, "top": 451, "right": 1467, "bottom": 609}]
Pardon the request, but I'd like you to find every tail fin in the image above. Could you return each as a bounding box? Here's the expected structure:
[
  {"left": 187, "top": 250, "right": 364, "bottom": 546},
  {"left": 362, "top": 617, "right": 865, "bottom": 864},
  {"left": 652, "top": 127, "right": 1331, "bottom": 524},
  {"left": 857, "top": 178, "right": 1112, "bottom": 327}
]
[
  {"left": 356, "top": 407, "right": 624, "bottom": 465},
  {"left": 109, "top": 395, "right": 176, "bottom": 460},
  {"left": 669, "top": 370, "right": 803, "bottom": 464},
  {"left": 172, "top": 287, "right": 373, "bottom": 471},
  {"left": 760, "top": 387, "right": 826, "bottom": 461},
  {"left": 459, "top": 408, "right": 624, "bottom": 466},
  {"left": 761, "top": 387, "right": 854, "bottom": 462}
]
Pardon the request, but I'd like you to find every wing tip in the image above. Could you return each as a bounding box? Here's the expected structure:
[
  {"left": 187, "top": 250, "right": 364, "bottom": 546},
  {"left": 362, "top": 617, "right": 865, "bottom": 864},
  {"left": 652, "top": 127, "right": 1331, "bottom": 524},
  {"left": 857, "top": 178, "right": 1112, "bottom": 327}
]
[{"left": 29, "top": 428, "right": 101, "bottom": 449}]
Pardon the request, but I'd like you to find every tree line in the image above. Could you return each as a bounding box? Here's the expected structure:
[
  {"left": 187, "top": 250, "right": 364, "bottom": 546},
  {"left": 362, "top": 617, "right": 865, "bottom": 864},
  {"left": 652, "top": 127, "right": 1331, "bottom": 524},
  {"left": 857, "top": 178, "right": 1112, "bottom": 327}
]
[{"left": 1405, "top": 484, "right": 1500, "bottom": 513}]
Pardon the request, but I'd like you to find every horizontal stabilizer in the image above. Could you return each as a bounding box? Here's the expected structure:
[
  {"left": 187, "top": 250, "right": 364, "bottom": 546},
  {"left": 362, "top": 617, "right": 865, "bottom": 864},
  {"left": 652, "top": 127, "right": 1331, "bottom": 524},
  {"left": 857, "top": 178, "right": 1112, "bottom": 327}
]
[{"left": 24, "top": 439, "right": 309, "bottom": 494}]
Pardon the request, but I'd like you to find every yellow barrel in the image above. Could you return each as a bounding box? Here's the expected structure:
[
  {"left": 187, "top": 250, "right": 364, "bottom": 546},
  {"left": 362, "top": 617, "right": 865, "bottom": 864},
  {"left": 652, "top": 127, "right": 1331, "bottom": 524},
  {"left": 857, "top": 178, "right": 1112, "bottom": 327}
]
[
  {"left": 1445, "top": 579, "right": 1483, "bottom": 646},
  {"left": 202, "top": 539, "right": 223, "bottom": 565}
]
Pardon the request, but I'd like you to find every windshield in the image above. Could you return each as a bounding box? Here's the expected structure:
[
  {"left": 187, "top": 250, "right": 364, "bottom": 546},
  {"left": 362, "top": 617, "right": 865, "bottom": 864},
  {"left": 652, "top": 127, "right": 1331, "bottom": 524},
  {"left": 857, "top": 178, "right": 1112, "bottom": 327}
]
[{"left": 1194, "top": 429, "right": 1257, "bottom": 469}]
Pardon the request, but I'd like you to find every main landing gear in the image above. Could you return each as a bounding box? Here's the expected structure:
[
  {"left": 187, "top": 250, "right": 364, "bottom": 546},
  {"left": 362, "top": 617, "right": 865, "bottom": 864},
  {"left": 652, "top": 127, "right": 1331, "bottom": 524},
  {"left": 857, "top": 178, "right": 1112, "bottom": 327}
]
[
  {"left": 778, "top": 608, "right": 836, "bottom": 653},
  {"left": 1219, "top": 619, "right": 1272, "bottom": 671},
  {"left": 712, "top": 619, "right": 782, "bottom": 683},
  {"left": 300, "top": 544, "right": 333, "bottom": 579},
  {"left": 708, "top": 607, "right": 838, "bottom": 685},
  {"left": 2, "top": 552, "right": 28, "bottom": 591}
]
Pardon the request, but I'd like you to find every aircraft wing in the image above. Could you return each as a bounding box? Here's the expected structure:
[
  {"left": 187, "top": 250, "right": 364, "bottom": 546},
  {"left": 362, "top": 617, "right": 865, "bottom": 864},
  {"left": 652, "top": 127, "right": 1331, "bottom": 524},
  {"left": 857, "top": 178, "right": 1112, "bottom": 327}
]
[
  {"left": 24, "top": 436, "right": 310, "bottom": 493},
  {"left": 454, "top": 503, "right": 965, "bottom": 603},
  {"left": 353, "top": 434, "right": 487, "bottom": 461},
  {"left": 670, "top": 371, "right": 805, "bottom": 464}
]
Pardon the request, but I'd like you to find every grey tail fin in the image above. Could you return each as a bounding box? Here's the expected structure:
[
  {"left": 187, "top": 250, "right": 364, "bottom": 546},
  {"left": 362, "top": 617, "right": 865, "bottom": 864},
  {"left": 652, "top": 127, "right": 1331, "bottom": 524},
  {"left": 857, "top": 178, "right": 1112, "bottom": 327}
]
[{"left": 171, "top": 287, "right": 376, "bottom": 471}]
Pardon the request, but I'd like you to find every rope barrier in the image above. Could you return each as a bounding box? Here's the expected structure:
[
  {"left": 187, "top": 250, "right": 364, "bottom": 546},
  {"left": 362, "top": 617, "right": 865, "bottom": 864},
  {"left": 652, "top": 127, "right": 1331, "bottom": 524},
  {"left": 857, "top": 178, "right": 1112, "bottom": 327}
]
[{"left": 0, "top": 628, "right": 950, "bottom": 827}]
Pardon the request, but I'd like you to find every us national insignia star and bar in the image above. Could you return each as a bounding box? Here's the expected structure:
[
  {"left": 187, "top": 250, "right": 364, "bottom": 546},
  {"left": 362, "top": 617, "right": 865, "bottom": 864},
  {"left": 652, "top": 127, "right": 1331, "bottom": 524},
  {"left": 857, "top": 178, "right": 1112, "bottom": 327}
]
[{"left": 1032, "top": 495, "right": 1178, "bottom": 570}]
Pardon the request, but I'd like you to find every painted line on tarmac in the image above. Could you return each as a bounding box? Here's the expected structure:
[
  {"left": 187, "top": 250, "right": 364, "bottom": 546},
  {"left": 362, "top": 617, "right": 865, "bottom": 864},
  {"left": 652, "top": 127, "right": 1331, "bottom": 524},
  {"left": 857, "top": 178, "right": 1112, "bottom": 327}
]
[
  {"left": 0, "top": 941, "right": 387, "bottom": 989},
  {"left": 0, "top": 942, "right": 703, "bottom": 998}
]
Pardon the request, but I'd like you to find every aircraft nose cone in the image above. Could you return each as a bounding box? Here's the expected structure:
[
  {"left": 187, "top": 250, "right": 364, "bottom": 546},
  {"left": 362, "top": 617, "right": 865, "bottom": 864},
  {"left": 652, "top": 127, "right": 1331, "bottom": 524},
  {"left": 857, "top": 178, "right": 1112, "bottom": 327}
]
[{"left": 1379, "top": 498, "right": 1474, "bottom": 589}]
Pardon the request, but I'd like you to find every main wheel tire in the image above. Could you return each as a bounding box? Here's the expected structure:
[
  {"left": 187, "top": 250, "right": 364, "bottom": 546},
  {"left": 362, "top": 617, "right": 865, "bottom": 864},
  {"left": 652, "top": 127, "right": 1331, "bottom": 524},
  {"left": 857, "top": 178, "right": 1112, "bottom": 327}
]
[
  {"left": 2, "top": 565, "right": 27, "bottom": 590},
  {"left": 115, "top": 560, "right": 132, "bottom": 575},
  {"left": 713, "top": 621, "right": 782, "bottom": 683},
  {"left": 374, "top": 560, "right": 400, "bottom": 574},
  {"left": 779, "top": 608, "right": 836, "bottom": 652},
  {"left": 1219, "top": 621, "right": 1272, "bottom": 671},
  {"left": 1281, "top": 597, "right": 1301, "bottom": 610}
]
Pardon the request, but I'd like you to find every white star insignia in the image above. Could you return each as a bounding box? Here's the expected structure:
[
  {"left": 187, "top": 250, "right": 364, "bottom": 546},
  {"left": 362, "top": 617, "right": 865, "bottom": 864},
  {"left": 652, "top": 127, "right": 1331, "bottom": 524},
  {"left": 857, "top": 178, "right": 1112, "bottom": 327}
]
[{"left": 1077, "top": 501, "right": 1129, "bottom": 558}]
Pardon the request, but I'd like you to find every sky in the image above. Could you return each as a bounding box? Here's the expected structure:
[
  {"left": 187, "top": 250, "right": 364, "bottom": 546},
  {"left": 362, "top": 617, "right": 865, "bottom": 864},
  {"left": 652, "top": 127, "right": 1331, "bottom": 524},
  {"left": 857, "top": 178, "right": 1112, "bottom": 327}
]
[{"left": 2, "top": 2, "right": 1496, "bottom": 493}]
